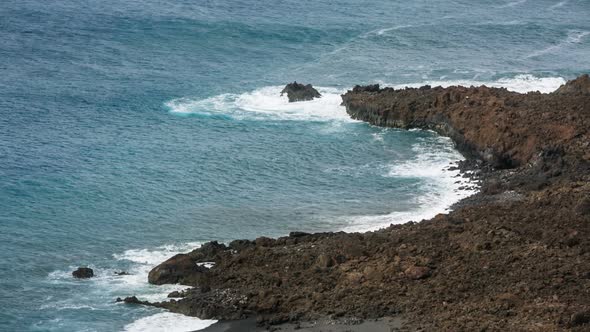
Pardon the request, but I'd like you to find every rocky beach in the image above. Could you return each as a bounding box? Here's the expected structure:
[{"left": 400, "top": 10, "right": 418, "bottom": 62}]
[{"left": 118, "top": 75, "right": 590, "bottom": 331}]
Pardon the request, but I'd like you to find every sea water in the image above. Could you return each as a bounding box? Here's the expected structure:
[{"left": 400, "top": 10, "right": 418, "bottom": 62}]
[{"left": 1, "top": 0, "right": 588, "bottom": 330}]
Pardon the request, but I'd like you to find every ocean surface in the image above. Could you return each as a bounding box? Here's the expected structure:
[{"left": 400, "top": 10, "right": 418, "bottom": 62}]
[{"left": 1, "top": 0, "right": 589, "bottom": 331}]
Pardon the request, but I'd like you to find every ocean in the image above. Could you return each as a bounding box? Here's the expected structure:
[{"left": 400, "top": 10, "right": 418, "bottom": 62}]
[{"left": 0, "top": 0, "right": 588, "bottom": 330}]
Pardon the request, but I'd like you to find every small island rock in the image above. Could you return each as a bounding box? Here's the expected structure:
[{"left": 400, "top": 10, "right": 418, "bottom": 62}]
[
  {"left": 72, "top": 267, "right": 94, "bottom": 279},
  {"left": 280, "top": 82, "right": 321, "bottom": 102}
]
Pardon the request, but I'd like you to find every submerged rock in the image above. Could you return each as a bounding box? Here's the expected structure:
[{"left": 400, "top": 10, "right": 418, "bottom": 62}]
[
  {"left": 280, "top": 82, "right": 321, "bottom": 102},
  {"left": 72, "top": 267, "right": 94, "bottom": 279}
]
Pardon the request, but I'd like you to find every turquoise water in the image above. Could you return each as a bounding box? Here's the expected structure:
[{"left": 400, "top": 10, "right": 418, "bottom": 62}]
[{"left": 1, "top": 0, "right": 588, "bottom": 330}]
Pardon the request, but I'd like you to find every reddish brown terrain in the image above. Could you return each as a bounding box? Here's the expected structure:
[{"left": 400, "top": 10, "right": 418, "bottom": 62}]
[{"left": 122, "top": 75, "right": 590, "bottom": 331}]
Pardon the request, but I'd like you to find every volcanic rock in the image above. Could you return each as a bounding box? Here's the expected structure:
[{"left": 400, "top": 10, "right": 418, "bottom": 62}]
[
  {"left": 72, "top": 267, "right": 94, "bottom": 279},
  {"left": 148, "top": 253, "right": 209, "bottom": 285},
  {"left": 143, "top": 75, "right": 590, "bottom": 331},
  {"left": 280, "top": 82, "right": 321, "bottom": 102},
  {"left": 554, "top": 74, "right": 590, "bottom": 95}
]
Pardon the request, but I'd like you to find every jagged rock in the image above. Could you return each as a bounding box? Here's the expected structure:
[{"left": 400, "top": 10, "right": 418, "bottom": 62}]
[
  {"left": 554, "top": 74, "right": 590, "bottom": 95},
  {"left": 190, "top": 241, "right": 227, "bottom": 261},
  {"left": 280, "top": 82, "right": 321, "bottom": 102},
  {"left": 352, "top": 84, "right": 380, "bottom": 93},
  {"left": 72, "top": 267, "right": 94, "bottom": 279},
  {"left": 117, "top": 296, "right": 151, "bottom": 305}
]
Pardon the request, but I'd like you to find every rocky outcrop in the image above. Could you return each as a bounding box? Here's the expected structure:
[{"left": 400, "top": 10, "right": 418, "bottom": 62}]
[
  {"left": 555, "top": 74, "right": 590, "bottom": 95},
  {"left": 341, "top": 79, "right": 590, "bottom": 170},
  {"left": 130, "top": 75, "right": 590, "bottom": 331},
  {"left": 280, "top": 82, "right": 321, "bottom": 102},
  {"left": 72, "top": 267, "right": 94, "bottom": 279}
]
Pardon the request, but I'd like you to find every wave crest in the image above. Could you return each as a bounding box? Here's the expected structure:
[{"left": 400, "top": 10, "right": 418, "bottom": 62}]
[{"left": 166, "top": 86, "right": 353, "bottom": 122}]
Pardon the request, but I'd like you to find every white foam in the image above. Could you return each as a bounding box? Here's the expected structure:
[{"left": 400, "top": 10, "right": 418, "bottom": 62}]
[
  {"left": 526, "top": 30, "right": 589, "bottom": 59},
  {"left": 44, "top": 242, "right": 207, "bottom": 330},
  {"left": 384, "top": 74, "right": 566, "bottom": 94},
  {"left": 344, "top": 135, "right": 477, "bottom": 232},
  {"left": 166, "top": 86, "right": 354, "bottom": 122},
  {"left": 196, "top": 262, "right": 215, "bottom": 268},
  {"left": 124, "top": 312, "right": 216, "bottom": 332},
  {"left": 113, "top": 242, "right": 202, "bottom": 266}
]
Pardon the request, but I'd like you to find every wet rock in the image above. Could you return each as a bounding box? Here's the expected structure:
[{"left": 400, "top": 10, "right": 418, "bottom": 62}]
[
  {"left": 148, "top": 253, "right": 208, "bottom": 285},
  {"left": 117, "top": 296, "right": 150, "bottom": 305},
  {"left": 168, "top": 290, "right": 187, "bottom": 298},
  {"left": 280, "top": 82, "right": 321, "bottom": 102},
  {"left": 114, "top": 271, "right": 130, "bottom": 276},
  {"left": 72, "top": 267, "right": 94, "bottom": 279}
]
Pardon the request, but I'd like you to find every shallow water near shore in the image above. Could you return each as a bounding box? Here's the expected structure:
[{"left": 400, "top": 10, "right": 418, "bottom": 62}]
[{"left": 1, "top": 0, "right": 589, "bottom": 330}]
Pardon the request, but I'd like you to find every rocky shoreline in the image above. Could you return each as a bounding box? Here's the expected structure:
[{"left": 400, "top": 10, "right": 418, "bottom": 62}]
[{"left": 123, "top": 75, "right": 589, "bottom": 331}]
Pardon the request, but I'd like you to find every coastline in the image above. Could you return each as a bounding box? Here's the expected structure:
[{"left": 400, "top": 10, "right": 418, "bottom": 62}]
[{"left": 125, "top": 75, "right": 589, "bottom": 331}]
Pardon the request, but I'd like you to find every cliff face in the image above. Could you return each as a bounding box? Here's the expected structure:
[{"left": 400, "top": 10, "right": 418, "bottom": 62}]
[
  {"left": 342, "top": 76, "right": 590, "bottom": 170},
  {"left": 132, "top": 76, "right": 590, "bottom": 331}
]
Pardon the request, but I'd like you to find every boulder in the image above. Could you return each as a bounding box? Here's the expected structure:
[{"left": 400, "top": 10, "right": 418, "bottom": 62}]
[
  {"left": 280, "top": 82, "right": 321, "bottom": 102},
  {"left": 148, "top": 253, "right": 208, "bottom": 285},
  {"left": 72, "top": 267, "right": 94, "bottom": 279}
]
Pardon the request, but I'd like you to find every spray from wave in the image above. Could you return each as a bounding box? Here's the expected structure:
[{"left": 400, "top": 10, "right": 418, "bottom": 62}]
[
  {"left": 343, "top": 135, "right": 477, "bottom": 232},
  {"left": 44, "top": 242, "right": 216, "bottom": 332},
  {"left": 383, "top": 74, "right": 565, "bottom": 94},
  {"left": 166, "top": 86, "right": 353, "bottom": 122}
]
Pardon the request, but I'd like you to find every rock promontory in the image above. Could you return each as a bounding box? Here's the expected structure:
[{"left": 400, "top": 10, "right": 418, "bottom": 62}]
[{"left": 127, "top": 75, "right": 589, "bottom": 331}]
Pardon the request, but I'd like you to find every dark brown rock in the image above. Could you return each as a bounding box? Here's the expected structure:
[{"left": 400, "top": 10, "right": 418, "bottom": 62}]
[
  {"left": 72, "top": 267, "right": 94, "bottom": 279},
  {"left": 554, "top": 74, "right": 590, "bottom": 95},
  {"left": 280, "top": 82, "right": 321, "bottom": 102},
  {"left": 148, "top": 253, "right": 208, "bottom": 285}
]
